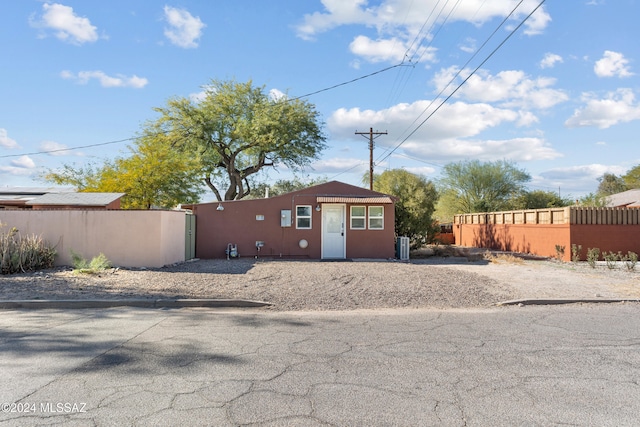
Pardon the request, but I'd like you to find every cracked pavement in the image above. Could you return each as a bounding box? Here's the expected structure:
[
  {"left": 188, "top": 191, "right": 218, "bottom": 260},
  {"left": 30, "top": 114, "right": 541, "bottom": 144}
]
[{"left": 1, "top": 304, "right": 639, "bottom": 426}]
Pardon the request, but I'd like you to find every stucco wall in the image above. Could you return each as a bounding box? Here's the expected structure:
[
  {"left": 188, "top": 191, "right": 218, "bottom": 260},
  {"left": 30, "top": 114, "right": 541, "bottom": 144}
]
[
  {"left": 455, "top": 223, "right": 572, "bottom": 260},
  {"left": 190, "top": 182, "right": 396, "bottom": 260},
  {"left": 0, "top": 210, "right": 186, "bottom": 268},
  {"left": 570, "top": 224, "right": 640, "bottom": 260},
  {"left": 454, "top": 222, "right": 640, "bottom": 261}
]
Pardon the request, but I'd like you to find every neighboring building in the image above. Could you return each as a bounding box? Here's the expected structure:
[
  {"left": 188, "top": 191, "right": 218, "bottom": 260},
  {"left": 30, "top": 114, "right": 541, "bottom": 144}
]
[
  {"left": 25, "top": 192, "right": 125, "bottom": 210},
  {"left": 606, "top": 189, "right": 640, "bottom": 208},
  {"left": 185, "top": 181, "right": 397, "bottom": 260},
  {"left": 0, "top": 187, "right": 124, "bottom": 210},
  {"left": 0, "top": 187, "right": 74, "bottom": 209}
]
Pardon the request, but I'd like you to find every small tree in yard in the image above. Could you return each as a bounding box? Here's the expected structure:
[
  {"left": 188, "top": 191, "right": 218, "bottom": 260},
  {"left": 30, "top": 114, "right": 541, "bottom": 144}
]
[
  {"left": 373, "top": 169, "right": 438, "bottom": 248},
  {"left": 436, "top": 159, "right": 530, "bottom": 217}
]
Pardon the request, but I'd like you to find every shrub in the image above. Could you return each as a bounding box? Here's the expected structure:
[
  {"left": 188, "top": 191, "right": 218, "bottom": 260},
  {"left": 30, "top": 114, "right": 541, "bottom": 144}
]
[
  {"left": 70, "top": 250, "right": 112, "bottom": 274},
  {"left": 622, "top": 251, "right": 638, "bottom": 271},
  {"left": 586, "top": 248, "right": 600, "bottom": 268},
  {"left": 554, "top": 244, "right": 565, "bottom": 261},
  {"left": 571, "top": 244, "right": 582, "bottom": 263},
  {"left": 0, "top": 225, "right": 56, "bottom": 274},
  {"left": 602, "top": 251, "right": 619, "bottom": 270}
]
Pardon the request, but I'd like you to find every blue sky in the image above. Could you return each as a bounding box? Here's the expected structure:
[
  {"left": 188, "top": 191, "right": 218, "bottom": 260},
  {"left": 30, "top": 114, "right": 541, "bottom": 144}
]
[{"left": 1, "top": 0, "right": 639, "bottom": 201}]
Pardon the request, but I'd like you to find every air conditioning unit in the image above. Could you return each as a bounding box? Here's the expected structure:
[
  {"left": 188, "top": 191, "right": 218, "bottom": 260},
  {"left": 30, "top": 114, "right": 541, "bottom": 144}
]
[{"left": 397, "top": 236, "right": 410, "bottom": 261}]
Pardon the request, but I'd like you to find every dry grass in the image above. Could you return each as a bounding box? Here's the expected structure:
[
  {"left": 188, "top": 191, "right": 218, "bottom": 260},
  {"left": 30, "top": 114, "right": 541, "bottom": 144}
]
[{"left": 483, "top": 251, "right": 525, "bottom": 264}]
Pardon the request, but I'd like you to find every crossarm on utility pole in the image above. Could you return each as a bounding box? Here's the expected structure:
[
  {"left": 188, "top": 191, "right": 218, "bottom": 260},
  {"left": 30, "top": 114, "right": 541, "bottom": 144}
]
[{"left": 355, "top": 128, "right": 388, "bottom": 190}]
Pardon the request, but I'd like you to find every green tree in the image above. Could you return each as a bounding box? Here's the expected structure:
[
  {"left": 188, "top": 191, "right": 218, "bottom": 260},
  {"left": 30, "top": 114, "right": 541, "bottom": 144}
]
[
  {"left": 372, "top": 169, "right": 438, "bottom": 247},
  {"left": 436, "top": 160, "right": 531, "bottom": 216},
  {"left": 622, "top": 164, "right": 640, "bottom": 189},
  {"left": 509, "top": 190, "right": 573, "bottom": 210},
  {"left": 152, "top": 79, "right": 327, "bottom": 201},
  {"left": 249, "top": 176, "right": 329, "bottom": 199},
  {"left": 579, "top": 192, "right": 608, "bottom": 207},
  {"left": 43, "top": 133, "right": 205, "bottom": 209},
  {"left": 597, "top": 172, "right": 627, "bottom": 195}
]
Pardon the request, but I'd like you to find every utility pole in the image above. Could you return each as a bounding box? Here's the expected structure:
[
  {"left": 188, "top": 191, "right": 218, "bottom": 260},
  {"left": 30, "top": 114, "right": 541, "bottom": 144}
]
[{"left": 355, "top": 127, "right": 387, "bottom": 190}]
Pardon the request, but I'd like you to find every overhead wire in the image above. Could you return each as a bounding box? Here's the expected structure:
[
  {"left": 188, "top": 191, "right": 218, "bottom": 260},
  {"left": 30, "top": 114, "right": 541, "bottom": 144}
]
[
  {"left": 0, "top": 62, "right": 410, "bottom": 160},
  {"left": 377, "top": 0, "right": 545, "bottom": 165}
]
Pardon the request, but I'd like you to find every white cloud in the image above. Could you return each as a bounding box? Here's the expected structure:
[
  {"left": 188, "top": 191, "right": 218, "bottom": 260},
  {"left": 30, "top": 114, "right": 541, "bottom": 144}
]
[
  {"left": 403, "top": 166, "right": 437, "bottom": 176},
  {"left": 565, "top": 88, "right": 640, "bottom": 129},
  {"left": 39, "top": 140, "right": 74, "bottom": 156},
  {"left": 11, "top": 156, "right": 36, "bottom": 169},
  {"left": 327, "top": 99, "right": 561, "bottom": 163},
  {"left": 349, "top": 35, "right": 436, "bottom": 63},
  {"left": 0, "top": 156, "right": 37, "bottom": 176},
  {"left": 189, "top": 90, "right": 207, "bottom": 103},
  {"left": 459, "top": 38, "right": 476, "bottom": 54},
  {"left": 310, "top": 157, "right": 368, "bottom": 173},
  {"left": 30, "top": 3, "right": 99, "bottom": 45},
  {"left": 594, "top": 51, "right": 633, "bottom": 78},
  {"left": 61, "top": 70, "right": 148, "bottom": 88},
  {"left": 433, "top": 67, "right": 568, "bottom": 110},
  {"left": 538, "top": 163, "right": 628, "bottom": 194},
  {"left": 540, "top": 53, "right": 562, "bottom": 69},
  {"left": 295, "top": 0, "right": 372, "bottom": 41},
  {"left": 329, "top": 100, "right": 519, "bottom": 141},
  {"left": 297, "top": 0, "right": 551, "bottom": 39},
  {"left": 163, "top": 6, "right": 206, "bottom": 48},
  {"left": 269, "top": 89, "right": 287, "bottom": 101},
  {"left": 0, "top": 129, "right": 18, "bottom": 149},
  {"left": 295, "top": 0, "right": 551, "bottom": 61},
  {"left": 402, "top": 137, "right": 560, "bottom": 163}
]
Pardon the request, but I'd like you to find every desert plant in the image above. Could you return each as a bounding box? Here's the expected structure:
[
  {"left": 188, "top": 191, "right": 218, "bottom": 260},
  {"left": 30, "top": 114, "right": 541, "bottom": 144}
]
[
  {"left": 554, "top": 244, "right": 565, "bottom": 261},
  {"left": 571, "top": 244, "right": 582, "bottom": 263},
  {"left": 0, "top": 225, "right": 56, "bottom": 274},
  {"left": 483, "top": 250, "right": 524, "bottom": 264},
  {"left": 602, "top": 251, "right": 619, "bottom": 270},
  {"left": 622, "top": 251, "right": 638, "bottom": 271},
  {"left": 586, "top": 248, "right": 600, "bottom": 268},
  {"left": 70, "top": 250, "right": 112, "bottom": 274}
]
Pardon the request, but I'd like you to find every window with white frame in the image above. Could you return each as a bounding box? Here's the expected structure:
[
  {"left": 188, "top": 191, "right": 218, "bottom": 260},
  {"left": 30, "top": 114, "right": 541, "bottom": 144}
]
[
  {"left": 350, "top": 206, "right": 366, "bottom": 229},
  {"left": 296, "top": 205, "right": 312, "bottom": 229},
  {"left": 368, "top": 206, "right": 384, "bottom": 229}
]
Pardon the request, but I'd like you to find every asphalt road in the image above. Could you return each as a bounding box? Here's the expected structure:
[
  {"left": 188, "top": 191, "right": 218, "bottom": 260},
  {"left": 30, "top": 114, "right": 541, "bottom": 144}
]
[{"left": 1, "top": 304, "right": 639, "bottom": 426}]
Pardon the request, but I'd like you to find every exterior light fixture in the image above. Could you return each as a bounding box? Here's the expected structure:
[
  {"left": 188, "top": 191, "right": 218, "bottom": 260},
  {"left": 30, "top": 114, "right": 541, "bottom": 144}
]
[
  {"left": 315, "top": 204, "right": 321, "bottom": 212},
  {"left": 216, "top": 203, "right": 224, "bottom": 211}
]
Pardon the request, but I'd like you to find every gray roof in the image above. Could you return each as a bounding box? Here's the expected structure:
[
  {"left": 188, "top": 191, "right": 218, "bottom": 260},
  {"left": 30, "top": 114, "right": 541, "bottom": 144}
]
[
  {"left": 25, "top": 192, "right": 125, "bottom": 206},
  {"left": 605, "top": 189, "right": 640, "bottom": 207},
  {"left": 0, "top": 186, "right": 75, "bottom": 196}
]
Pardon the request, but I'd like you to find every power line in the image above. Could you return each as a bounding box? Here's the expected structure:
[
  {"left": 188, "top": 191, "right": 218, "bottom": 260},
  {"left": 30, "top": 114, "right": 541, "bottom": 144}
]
[
  {"left": 1, "top": 63, "right": 409, "bottom": 160},
  {"left": 377, "top": 0, "right": 545, "bottom": 165},
  {"left": 373, "top": 0, "right": 526, "bottom": 165},
  {"left": 0, "top": 137, "right": 138, "bottom": 159}
]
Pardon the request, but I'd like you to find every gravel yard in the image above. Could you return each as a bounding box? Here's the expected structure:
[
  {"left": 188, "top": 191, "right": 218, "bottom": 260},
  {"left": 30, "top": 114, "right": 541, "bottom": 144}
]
[
  {"left": 0, "top": 258, "right": 513, "bottom": 311},
  {"left": 2, "top": 254, "right": 639, "bottom": 310}
]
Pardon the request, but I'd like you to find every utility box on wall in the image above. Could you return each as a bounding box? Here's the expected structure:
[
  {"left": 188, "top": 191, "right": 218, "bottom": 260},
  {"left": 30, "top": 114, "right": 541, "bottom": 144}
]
[{"left": 281, "top": 209, "right": 291, "bottom": 227}]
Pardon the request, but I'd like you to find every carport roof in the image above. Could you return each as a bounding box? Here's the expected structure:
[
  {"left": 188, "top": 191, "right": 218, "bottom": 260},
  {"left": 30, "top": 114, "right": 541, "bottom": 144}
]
[{"left": 316, "top": 196, "right": 394, "bottom": 204}]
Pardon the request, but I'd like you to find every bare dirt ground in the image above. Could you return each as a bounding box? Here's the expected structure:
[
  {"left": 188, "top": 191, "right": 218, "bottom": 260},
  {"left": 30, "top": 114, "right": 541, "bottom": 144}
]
[{"left": 1, "top": 249, "right": 639, "bottom": 311}]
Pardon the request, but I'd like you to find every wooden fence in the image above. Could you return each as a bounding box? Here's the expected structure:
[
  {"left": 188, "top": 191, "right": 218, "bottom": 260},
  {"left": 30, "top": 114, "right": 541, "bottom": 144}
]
[{"left": 454, "top": 207, "right": 640, "bottom": 226}]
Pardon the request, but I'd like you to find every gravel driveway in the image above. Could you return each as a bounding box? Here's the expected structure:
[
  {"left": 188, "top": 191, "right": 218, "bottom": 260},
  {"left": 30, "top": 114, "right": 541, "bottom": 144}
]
[{"left": 1, "top": 256, "right": 639, "bottom": 311}]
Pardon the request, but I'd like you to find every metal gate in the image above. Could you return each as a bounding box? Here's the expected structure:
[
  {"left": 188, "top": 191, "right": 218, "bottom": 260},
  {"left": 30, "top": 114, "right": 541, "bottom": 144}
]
[{"left": 185, "top": 213, "right": 196, "bottom": 260}]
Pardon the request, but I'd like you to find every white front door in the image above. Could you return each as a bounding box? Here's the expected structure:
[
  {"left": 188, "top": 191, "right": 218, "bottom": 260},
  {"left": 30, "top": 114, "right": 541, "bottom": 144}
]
[{"left": 322, "top": 204, "right": 346, "bottom": 259}]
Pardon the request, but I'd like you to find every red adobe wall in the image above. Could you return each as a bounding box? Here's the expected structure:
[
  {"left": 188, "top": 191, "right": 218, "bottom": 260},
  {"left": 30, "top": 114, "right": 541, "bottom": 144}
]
[
  {"left": 189, "top": 182, "right": 396, "bottom": 260},
  {"left": 192, "top": 197, "right": 323, "bottom": 259},
  {"left": 570, "top": 225, "right": 640, "bottom": 260},
  {"left": 455, "top": 223, "right": 571, "bottom": 260},
  {"left": 455, "top": 222, "right": 640, "bottom": 261}
]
